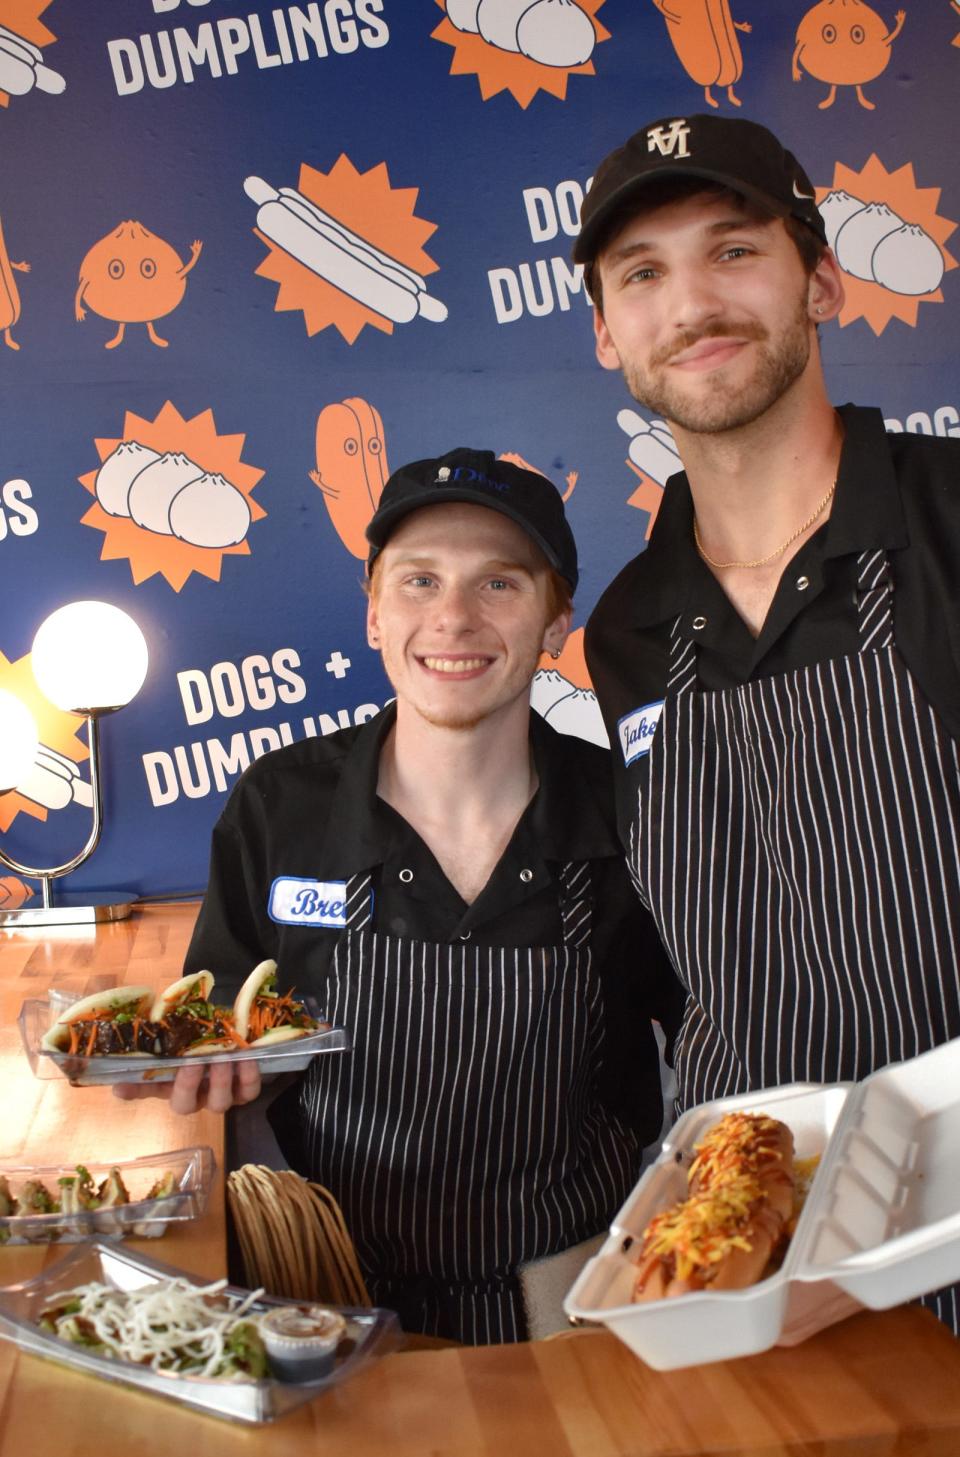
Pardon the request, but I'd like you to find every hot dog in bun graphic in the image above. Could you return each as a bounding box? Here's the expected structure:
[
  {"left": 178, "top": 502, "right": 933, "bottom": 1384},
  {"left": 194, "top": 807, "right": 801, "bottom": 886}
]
[
  {"left": 244, "top": 176, "right": 447, "bottom": 326},
  {"left": 232, "top": 959, "right": 320, "bottom": 1045},
  {"left": 632, "top": 1112, "right": 796, "bottom": 1299}
]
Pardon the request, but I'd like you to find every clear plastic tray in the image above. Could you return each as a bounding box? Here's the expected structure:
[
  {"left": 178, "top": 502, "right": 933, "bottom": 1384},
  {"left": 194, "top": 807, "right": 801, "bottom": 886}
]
[
  {"left": 0, "top": 1147, "right": 215, "bottom": 1244},
  {"left": 0, "top": 1242, "right": 399, "bottom": 1423},
  {"left": 19, "top": 997, "right": 351, "bottom": 1086},
  {"left": 565, "top": 1038, "right": 960, "bottom": 1370}
]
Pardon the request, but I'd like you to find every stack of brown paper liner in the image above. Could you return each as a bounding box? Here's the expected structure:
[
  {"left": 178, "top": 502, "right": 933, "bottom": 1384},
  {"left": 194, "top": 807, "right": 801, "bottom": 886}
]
[{"left": 227, "top": 1165, "right": 370, "bottom": 1307}]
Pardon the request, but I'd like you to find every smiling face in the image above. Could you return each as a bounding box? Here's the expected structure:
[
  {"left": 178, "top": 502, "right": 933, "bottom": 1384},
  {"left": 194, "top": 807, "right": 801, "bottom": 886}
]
[
  {"left": 366, "top": 502, "right": 571, "bottom": 733},
  {"left": 593, "top": 192, "right": 842, "bottom": 437}
]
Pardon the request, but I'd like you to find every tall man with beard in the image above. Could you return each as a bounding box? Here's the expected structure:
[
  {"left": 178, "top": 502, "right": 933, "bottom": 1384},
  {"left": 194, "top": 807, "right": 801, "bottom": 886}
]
[
  {"left": 118, "top": 449, "right": 680, "bottom": 1345},
  {"left": 578, "top": 115, "right": 960, "bottom": 1330}
]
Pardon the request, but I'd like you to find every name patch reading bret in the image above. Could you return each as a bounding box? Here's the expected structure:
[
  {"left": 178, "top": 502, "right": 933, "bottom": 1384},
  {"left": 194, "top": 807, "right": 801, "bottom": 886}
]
[
  {"left": 269, "top": 877, "right": 347, "bottom": 927},
  {"left": 618, "top": 702, "right": 664, "bottom": 765}
]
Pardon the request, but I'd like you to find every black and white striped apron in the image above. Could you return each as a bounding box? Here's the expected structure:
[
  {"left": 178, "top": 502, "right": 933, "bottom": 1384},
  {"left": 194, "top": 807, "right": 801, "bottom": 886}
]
[
  {"left": 629, "top": 548, "right": 960, "bottom": 1330},
  {"left": 297, "top": 861, "right": 640, "bottom": 1344}
]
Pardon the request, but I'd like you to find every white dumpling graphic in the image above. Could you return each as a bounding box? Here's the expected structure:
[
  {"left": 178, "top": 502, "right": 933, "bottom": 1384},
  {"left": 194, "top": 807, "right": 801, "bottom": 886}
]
[
  {"left": 834, "top": 203, "right": 903, "bottom": 282},
  {"left": 618, "top": 409, "right": 681, "bottom": 485},
  {"left": 446, "top": 0, "right": 482, "bottom": 31},
  {"left": 819, "top": 190, "right": 865, "bottom": 253},
  {"left": 94, "top": 441, "right": 160, "bottom": 518},
  {"left": 517, "top": 0, "right": 595, "bottom": 66},
  {"left": 477, "top": 0, "right": 534, "bottom": 51},
  {"left": 168, "top": 473, "right": 251, "bottom": 549},
  {"left": 871, "top": 225, "right": 945, "bottom": 296},
  {"left": 531, "top": 671, "right": 607, "bottom": 747},
  {"left": 128, "top": 452, "right": 204, "bottom": 535}
]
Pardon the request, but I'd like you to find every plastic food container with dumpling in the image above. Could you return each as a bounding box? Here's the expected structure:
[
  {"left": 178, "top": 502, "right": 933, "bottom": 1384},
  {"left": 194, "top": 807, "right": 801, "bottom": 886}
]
[{"left": 564, "top": 1037, "right": 960, "bottom": 1369}]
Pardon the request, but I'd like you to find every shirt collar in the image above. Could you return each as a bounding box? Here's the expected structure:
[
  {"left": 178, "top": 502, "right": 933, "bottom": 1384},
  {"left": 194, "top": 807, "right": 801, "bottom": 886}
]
[
  {"left": 314, "top": 700, "right": 622, "bottom": 876},
  {"left": 624, "top": 404, "right": 909, "bottom": 630}
]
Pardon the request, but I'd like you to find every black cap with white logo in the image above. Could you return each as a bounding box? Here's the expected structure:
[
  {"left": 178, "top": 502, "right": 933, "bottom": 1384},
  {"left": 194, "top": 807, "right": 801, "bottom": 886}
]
[
  {"left": 366, "top": 448, "right": 578, "bottom": 592},
  {"left": 574, "top": 113, "right": 826, "bottom": 265}
]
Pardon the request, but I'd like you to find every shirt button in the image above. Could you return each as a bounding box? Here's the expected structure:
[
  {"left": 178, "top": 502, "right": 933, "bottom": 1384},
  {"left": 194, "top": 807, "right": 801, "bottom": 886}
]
[
  {"left": 692, "top": 615, "right": 707, "bottom": 631},
  {"left": 399, "top": 868, "right": 414, "bottom": 884},
  {"left": 520, "top": 869, "right": 534, "bottom": 883},
  {"left": 796, "top": 575, "right": 810, "bottom": 591}
]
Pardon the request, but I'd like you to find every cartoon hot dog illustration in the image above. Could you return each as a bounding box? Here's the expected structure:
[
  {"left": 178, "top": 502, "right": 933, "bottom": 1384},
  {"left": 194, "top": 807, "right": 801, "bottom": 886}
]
[
  {"left": 310, "top": 397, "right": 390, "bottom": 559},
  {"left": 652, "top": 0, "right": 752, "bottom": 109},
  {"left": 793, "top": 1, "right": 905, "bottom": 110},
  {"left": 75, "top": 223, "right": 203, "bottom": 349},
  {"left": 244, "top": 176, "right": 447, "bottom": 326},
  {"left": 0, "top": 23, "right": 65, "bottom": 100},
  {"left": 0, "top": 215, "right": 30, "bottom": 351}
]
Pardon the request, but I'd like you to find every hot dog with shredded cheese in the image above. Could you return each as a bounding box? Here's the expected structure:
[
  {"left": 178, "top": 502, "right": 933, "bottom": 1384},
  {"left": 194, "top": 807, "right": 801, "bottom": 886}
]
[{"left": 632, "top": 1112, "right": 795, "bottom": 1300}]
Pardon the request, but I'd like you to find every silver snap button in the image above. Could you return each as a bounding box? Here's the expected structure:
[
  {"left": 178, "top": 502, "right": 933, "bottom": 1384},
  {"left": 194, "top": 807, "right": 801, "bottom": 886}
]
[
  {"left": 520, "top": 869, "right": 534, "bottom": 883},
  {"left": 692, "top": 615, "right": 707, "bottom": 631},
  {"left": 399, "top": 868, "right": 414, "bottom": 884},
  {"left": 796, "top": 575, "right": 810, "bottom": 591}
]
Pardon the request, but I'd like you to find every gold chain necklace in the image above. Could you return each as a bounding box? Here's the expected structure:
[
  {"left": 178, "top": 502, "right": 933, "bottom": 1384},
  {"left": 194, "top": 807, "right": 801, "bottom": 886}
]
[{"left": 693, "top": 481, "right": 836, "bottom": 570}]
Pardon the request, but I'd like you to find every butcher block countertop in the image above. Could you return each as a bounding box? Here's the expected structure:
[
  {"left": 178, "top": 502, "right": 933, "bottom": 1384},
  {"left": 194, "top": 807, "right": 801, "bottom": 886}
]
[{"left": 1, "top": 901, "right": 959, "bottom": 1456}]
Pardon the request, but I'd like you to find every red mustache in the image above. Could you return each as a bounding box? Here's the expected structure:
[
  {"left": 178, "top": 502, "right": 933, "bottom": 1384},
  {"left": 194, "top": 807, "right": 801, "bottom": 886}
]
[{"left": 653, "top": 321, "right": 769, "bottom": 368}]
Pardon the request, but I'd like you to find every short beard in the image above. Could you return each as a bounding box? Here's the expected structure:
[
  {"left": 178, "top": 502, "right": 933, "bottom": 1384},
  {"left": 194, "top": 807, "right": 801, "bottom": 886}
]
[{"left": 623, "top": 301, "right": 812, "bottom": 435}]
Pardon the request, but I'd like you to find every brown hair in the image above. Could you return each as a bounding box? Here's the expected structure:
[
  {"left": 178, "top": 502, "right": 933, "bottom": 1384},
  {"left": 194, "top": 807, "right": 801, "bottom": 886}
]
[{"left": 584, "top": 176, "right": 826, "bottom": 312}]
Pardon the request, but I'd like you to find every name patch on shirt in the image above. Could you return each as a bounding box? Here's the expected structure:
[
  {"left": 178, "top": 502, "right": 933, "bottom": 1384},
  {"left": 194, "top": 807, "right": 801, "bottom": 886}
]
[
  {"left": 618, "top": 701, "right": 664, "bottom": 765},
  {"left": 269, "top": 877, "right": 347, "bottom": 927}
]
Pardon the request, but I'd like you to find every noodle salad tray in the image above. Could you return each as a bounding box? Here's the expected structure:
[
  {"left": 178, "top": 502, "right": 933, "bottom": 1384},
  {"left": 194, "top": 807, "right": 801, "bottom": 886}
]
[
  {"left": 0, "top": 1242, "right": 399, "bottom": 1423},
  {"left": 564, "top": 1037, "right": 960, "bottom": 1369}
]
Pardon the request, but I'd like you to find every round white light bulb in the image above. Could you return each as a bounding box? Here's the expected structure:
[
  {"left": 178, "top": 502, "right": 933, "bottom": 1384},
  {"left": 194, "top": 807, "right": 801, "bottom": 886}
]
[
  {"left": 0, "top": 688, "right": 39, "bottom": 793},
  {"left": 31, "top": 601, "right": 149, "bottom": 713}
]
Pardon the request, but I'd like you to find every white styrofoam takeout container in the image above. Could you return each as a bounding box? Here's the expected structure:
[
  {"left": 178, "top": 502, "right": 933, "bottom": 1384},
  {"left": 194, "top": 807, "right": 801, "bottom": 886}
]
[{"left": 564, "top": 1037, "right": 960, "bottom": 1370}]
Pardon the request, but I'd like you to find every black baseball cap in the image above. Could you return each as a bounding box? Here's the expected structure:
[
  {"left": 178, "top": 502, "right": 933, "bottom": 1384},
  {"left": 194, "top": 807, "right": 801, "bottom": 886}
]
[
  {"left": 366, "top": 448, "right": 579, "bottom": 592},
  {"left": 574, "top": 113, "right": 826, "bottom": 266}
]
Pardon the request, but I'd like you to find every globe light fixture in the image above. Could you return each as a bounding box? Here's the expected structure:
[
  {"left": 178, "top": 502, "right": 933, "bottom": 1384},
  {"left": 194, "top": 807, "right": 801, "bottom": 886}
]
[{"left": 0, "top": 601, "right": 149, "bottom": 928}]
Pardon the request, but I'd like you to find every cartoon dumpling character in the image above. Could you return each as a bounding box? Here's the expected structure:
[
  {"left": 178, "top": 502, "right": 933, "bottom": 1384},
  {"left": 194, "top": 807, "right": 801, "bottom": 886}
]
[
  {"left": 793, "top": 1, "right": 905, "bottom": 110},
  {"left": 310, "top": 397, "right": 389, "bottom": 559},
  {"left": 75, "top": 222, "right": 202, "bottom": 349},
  {"left": 651, "top": 0, "right": 752, "bottom": 109},
  {"left": 0, "top": 215, "right": 30, "bottom": 351}
]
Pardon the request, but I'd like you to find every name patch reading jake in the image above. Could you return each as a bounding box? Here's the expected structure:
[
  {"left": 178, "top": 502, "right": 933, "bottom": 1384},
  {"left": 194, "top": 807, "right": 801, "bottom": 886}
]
[
  {"left": 618, "top": 701, "right": 664, "bottom": 765},
  {"left": 269, "top": 877, "right": 347, "bottom": 927}
]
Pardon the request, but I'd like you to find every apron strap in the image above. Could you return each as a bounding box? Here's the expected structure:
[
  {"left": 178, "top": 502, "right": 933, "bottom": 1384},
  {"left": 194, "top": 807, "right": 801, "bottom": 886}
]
[
  {"left": 667, "top": 616, "right": 698, "bottom": 697},
  {"left": 856, "top": 548, "right": 894, "bottom": 654},
  {"left": 558, "top": 861, "right": 592, "bottom": 948},
  {"left": 344, "top": 871, "right": 373, "bottom": 929}
]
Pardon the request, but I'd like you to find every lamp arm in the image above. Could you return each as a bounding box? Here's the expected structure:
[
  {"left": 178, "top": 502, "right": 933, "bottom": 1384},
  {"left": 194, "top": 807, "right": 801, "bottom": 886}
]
[{"left": 0, "top": 713, "right": 105, "bottom": 881}]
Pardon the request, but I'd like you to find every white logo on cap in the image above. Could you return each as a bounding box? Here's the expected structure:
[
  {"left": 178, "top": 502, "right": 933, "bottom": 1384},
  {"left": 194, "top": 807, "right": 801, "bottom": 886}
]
[
  {"left": 792, "top": 180, "right": 816, "bottom": 203},
  {"left": 436, "top": 467, "right": 451, "bottom": 483},
  {"left": 647, "top": 120, "right": 691, "bottom": 159}
]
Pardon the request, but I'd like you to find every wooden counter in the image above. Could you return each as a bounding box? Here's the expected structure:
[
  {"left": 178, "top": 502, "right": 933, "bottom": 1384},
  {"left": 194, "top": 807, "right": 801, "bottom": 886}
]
[{"left": 1, "top": 903, "right": 960, "bottom": 1455}]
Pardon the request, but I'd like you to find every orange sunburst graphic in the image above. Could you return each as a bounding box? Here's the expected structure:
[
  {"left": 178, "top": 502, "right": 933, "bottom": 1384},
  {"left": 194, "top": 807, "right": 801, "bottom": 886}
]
[
  {"left": 0, "top": 650, "right": 85, "bottom": 832},
  {"left": 432, "top": 0, "right": 609, "bottom": 108},
  {"left": 78, "top": 402, "right": 266, "bottom": 591},
  {"left": 0, "top": 0, "right": 55, "bottom": 107},
  {"left": 817, "top": 157, "right": 958, "bottom": 335},
  {"left": 252, "top": 157, "right": 440, "bottom": 344}
]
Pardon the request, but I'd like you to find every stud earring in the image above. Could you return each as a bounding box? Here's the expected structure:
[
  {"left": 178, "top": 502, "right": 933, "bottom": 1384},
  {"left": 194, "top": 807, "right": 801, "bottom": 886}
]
[
  {"left": 550, "top": 648, "right": 561, "bottom": 660},
  {"left": 815, "top": 306, "right": 824, "bottom": 315}
]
